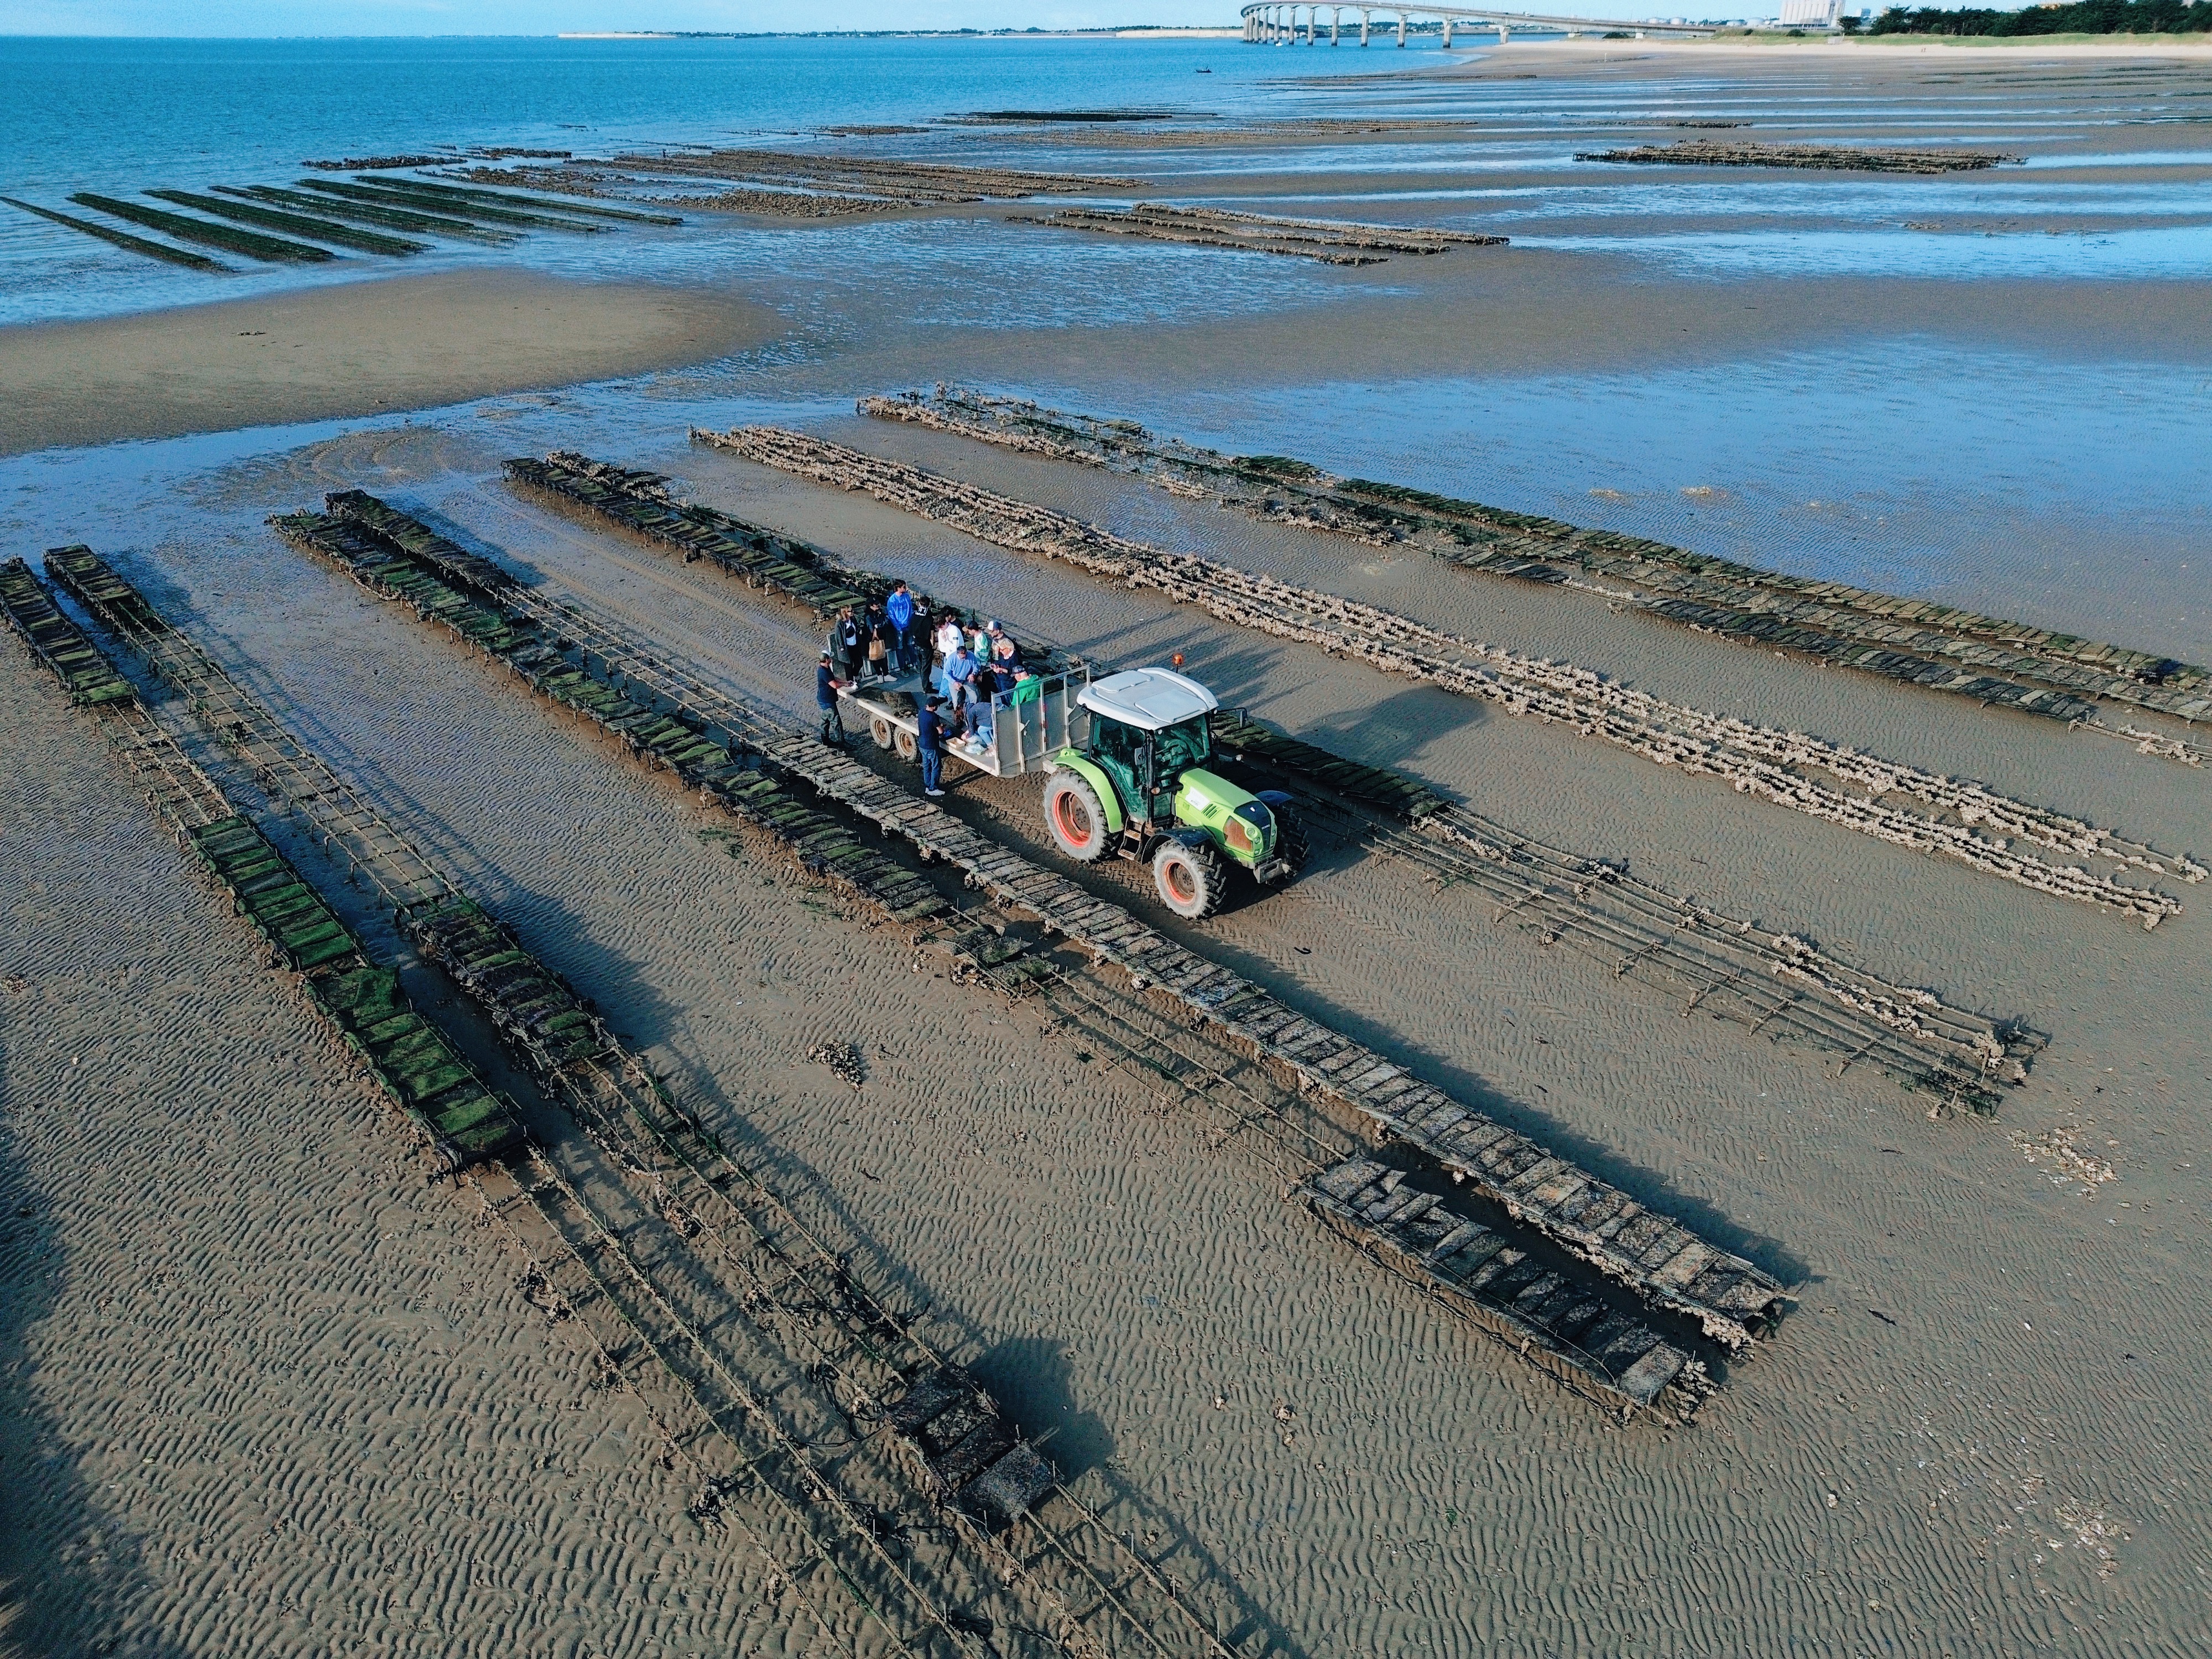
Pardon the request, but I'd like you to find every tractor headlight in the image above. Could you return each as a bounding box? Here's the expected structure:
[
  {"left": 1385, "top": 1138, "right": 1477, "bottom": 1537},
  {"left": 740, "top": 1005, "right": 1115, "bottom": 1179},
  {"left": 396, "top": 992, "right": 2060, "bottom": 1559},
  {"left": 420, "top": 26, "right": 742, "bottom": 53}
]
[{"left": 1229, "top": 801, "right": 1272, "bottom": 854}]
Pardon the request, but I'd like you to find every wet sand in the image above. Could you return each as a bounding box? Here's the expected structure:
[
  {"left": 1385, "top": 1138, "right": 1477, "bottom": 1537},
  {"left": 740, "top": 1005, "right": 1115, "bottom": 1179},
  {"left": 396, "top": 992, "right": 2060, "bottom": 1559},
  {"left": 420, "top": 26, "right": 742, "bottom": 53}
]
[
  {"left": 0, "top": 268, "right": 781, "bottom": 458},
  {"left": 4, "top": 43, "right": 2210, "bottom": 1659}
]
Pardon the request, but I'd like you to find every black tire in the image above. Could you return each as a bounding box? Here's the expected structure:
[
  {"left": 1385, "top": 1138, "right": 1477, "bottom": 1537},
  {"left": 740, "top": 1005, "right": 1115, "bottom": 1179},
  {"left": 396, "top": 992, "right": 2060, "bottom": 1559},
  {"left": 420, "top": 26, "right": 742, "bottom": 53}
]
[
  {"left": 870, "top": 714, "right": 895, "bottom": 750},
  {"left": 1043, "top": 770, "right": 1110, "bottom": 863},
  {"left": 1152, "top": 838, "right": 1225, "bottom": 921},
  {"left": 892, "top": 727, "right": 920, "bottom": 763},
  {"left": 1270, "top": 801, "right": 1310, "bottom": 880}
]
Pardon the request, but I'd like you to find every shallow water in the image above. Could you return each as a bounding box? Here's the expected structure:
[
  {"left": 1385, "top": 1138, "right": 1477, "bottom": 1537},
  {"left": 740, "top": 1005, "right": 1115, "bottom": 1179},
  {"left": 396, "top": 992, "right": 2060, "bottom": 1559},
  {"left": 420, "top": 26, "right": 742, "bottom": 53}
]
[
  {"left": 0, "top": 34, "right": 1365, "bottom": 325},
  {"left": 7, "top": 35, "right": 2210, "bottom": 325}
]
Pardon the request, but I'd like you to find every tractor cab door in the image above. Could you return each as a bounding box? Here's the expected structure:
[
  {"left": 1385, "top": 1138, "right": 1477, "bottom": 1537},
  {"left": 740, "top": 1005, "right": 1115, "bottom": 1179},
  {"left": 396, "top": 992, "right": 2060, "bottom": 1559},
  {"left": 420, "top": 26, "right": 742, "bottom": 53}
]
[
  {"left": 1133, "top": 741, "right": 1179, "bottom": 827},
  {"left": 1086, "top": 717, "right": 1150, "bottom": 829}
]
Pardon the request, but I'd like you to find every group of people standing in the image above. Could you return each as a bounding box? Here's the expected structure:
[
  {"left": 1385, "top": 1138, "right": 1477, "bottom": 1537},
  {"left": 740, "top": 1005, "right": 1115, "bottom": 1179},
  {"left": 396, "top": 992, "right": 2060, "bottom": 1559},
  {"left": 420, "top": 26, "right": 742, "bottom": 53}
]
[
  {"left": 823, "top": 581, "right": 922, "bottom": 687},
  {"left": 814, "top": 581, "right": 1044, "bottom": 799}
]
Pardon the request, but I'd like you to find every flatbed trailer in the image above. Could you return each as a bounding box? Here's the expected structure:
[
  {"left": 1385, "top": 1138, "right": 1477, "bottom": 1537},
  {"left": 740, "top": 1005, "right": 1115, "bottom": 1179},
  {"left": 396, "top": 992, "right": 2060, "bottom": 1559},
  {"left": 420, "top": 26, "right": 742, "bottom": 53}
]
[{"left": 839, "top": 665, "right": 1088, "bottom": 779}]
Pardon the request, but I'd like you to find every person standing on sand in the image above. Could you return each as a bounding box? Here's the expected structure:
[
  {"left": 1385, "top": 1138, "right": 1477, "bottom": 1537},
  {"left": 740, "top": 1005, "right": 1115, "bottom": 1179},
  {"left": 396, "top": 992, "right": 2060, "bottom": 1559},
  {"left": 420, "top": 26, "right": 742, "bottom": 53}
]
[
  {"left": 816, "top": 651, "right": 847, "bottom": 747},
  {"left": 885, "top": 580, "right": 915, "bottom": 672},
  {"left": 916, "top": 695, "right": 946, "bottom": 796}
]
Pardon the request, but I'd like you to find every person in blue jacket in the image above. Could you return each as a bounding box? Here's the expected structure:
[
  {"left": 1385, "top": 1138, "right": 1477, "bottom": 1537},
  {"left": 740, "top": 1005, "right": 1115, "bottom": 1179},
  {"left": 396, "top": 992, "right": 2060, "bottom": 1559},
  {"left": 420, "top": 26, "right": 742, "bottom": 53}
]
[
  {"left": 885, "top": 581, "right": 916, "bottom": 672},
  {"left": 816, "top": 652, "right": 846, "bottom": 747},
  {"left": 915, "top": 695, "right": 946, "bottom": 796}
]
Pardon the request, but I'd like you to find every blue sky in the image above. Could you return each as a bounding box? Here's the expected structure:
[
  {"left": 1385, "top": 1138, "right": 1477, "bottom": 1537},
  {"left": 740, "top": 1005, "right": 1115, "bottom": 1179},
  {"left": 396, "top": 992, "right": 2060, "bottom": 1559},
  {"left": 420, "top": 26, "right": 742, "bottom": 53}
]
[{"left": 1, "top": 2, "right": 1245, "bottom": 32}]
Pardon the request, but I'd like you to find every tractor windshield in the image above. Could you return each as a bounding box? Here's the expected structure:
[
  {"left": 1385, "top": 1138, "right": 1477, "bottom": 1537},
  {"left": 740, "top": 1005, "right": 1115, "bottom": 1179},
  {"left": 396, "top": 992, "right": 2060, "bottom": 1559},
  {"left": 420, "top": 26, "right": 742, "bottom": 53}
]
[{"left": 1152, "top": 716, "right": 1213, "bottom": 778}]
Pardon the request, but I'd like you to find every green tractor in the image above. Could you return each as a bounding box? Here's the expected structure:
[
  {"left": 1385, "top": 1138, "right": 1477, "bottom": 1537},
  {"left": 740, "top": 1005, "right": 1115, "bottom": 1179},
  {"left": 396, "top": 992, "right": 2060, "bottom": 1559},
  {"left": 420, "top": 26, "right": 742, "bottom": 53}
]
[{"left": 1041, "top": 667, "right": 1308, "bottom": 920}]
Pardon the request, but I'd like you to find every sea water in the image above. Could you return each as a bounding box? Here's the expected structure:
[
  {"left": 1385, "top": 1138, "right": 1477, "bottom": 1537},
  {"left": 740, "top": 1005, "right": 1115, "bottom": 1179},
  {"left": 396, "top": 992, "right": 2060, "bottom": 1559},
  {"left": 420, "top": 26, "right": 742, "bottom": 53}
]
[
  {"left": 7, "top": 33, "right": 2212, "bottom": 325},
  {"left": 2, "top": 34, "right": 2206, "bottom": 654},
  {"left": 0, "top": 34, "right": 1370, "bottom": 324}
]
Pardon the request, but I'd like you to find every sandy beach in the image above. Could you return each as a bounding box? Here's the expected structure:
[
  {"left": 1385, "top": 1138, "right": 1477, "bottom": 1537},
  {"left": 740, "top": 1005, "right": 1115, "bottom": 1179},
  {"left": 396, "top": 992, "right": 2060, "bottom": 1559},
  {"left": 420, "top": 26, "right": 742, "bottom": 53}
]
[
  {"left": 4, "top": 36, "right": 2210, "bottom": 1659},
  {"left": 0, "top": 269, "right": 780, "bottom": 457}
]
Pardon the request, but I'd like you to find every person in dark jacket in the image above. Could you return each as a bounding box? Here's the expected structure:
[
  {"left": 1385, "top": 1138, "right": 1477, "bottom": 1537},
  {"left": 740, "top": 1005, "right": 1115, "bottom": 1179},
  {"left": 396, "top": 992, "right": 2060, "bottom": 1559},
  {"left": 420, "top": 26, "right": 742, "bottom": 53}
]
[
  {"left": 831, "top": 606, "right": 867, "bottom": 686},
  {"left": 816, "top": 652, "right": 847, "bottom": 746},
  {"left": 964, "top": 659, "right": 999, "bottom": 743},
  {"left": 915, "top": 695, "right": 946, "bottom": 796},
  {"left": 872, "top": 606, "right": 901, "bottom": 683}
]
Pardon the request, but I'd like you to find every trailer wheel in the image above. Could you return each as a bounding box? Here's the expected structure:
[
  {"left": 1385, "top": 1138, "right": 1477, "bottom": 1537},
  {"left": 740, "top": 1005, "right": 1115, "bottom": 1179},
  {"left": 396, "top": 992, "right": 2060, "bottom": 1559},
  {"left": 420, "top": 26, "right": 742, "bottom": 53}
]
[
  {"left": 1043, "top": 771, "right": 1110, "bottom": 862},
  {"left": 1152, "top": 838, "right": 1225, "bottom": 921},
  {"left": 870, "top": 714, "right": 895, "bottom": 750},
  {"left": 892, "top": 727, "right": 920, "bottom": 764}
]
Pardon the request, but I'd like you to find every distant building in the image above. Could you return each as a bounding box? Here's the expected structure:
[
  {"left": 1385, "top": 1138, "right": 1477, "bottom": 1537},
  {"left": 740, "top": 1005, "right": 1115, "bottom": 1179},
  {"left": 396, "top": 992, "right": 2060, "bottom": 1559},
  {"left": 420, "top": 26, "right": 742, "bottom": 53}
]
[{"left": 1779, "top": 0, "right": 1843, "bottom": 22}]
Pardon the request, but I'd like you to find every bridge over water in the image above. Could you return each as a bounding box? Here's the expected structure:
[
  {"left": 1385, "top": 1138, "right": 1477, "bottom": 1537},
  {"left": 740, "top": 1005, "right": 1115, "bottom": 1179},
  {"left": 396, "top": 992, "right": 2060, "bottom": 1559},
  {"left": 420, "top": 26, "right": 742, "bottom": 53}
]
[{"left": 1239, "top": 4, "right": 1723, "bottom": 45}]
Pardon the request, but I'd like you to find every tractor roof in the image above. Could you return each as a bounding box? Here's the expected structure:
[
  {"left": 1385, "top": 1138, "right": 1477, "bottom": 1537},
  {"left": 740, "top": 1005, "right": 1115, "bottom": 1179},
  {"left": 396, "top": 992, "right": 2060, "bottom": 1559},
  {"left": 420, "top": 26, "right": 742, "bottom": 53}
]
[{"left": 1078, "top": 667, "right": 1219, "bottom": 732}]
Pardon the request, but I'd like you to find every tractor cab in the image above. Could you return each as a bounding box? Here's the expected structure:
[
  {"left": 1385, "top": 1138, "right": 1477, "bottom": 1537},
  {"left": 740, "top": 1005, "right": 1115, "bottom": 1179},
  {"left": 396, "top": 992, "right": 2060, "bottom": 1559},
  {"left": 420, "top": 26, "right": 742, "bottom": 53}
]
[
  {"left": 1043, "top": 667, "right": 1307, "bottom": 920},
  {"left": 1081, "top": 671, "right": 1218, "bottom": 835}
]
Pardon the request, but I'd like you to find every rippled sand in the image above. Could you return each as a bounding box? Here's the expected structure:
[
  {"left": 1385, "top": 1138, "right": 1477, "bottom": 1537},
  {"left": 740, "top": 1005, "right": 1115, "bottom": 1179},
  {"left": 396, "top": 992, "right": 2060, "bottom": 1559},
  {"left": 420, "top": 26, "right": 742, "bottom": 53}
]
[{"left": 5, "top": 43, "right": 2210, "bottom": 1659}]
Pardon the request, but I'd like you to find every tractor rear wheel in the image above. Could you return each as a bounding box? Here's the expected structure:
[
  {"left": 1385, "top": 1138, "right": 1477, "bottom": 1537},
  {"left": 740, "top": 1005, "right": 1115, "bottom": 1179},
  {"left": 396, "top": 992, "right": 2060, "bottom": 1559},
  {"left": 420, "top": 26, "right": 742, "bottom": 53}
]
[
  {"left": 1152, "top": 838, "right": 1225, "bottom": 921},
  {"left": 1043, "top": 771, "right": 1110, "bottom": 863}
]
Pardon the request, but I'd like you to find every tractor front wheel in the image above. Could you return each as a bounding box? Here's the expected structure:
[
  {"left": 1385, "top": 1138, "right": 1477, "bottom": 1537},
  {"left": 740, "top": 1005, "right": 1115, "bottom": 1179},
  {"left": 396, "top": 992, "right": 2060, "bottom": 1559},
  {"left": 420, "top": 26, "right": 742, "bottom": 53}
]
[
  {"left": 1271, "top": 802, "right": 1311, "bottom": 880},
  {"left": 1152, "top": 838, "right": 1226, "bottom": 921},
  {"left": 1043, "top": 770, "right": 1110, "bottom": 863}
]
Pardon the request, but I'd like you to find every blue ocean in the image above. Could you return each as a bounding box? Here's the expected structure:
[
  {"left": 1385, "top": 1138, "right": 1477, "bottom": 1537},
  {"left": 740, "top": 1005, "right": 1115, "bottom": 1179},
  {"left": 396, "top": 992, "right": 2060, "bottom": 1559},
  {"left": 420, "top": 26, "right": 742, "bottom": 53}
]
[
  {"left": 0, "top": 33, "right": 1379, "bottom": 323},
  {"left": 8, "top": 32, "right": 2210, "bottom": 327}
]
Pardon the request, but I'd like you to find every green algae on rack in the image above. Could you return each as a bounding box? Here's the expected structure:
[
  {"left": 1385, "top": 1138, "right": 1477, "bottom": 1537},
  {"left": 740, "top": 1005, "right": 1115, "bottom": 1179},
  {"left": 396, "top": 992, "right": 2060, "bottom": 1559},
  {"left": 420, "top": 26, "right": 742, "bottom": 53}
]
[
  {"left": 0, "top": 556, "right": 137, "bottom": 707},
  {"left": 272, "top": 489, "right": 1782, "bottom": 1392},
  {"left": 863, "top": 390, "right": 2210, "bottom": 732},
  {"left": 2, "top": 195, "right": 228, "bottom": 270},
  {"left": 716, "top": 422, "right": 2200, "bottom": 926},
  {"left": 148, "top": 187, "right": 427, "bottom": 256},
  {"left": 268, "top": 500, "right": 953, "bottom": 927},
  {"left": 32, "top": 551, "right": 1244, "bottom": 1642},
  {"left": 505, "top": 452, "right": 877, "bottom": 616},
  {"left": 44, "top": 544, "right": 617, "bottom": 1086},
  {"left": 226, "top": 183, "right": 518, "bottom": 243},
  {"left": 180, "top": 818, "right": 523, "bottom": 1173},
  {"left": 392, "top": 175, "right": 682, "bottom": 225},
  {"left": 330, "top": 177, "right": 609, "bottom": 233},
  {"left": 68, "top": 191, "right": 336, "bottom": 263},
  {"left": 13, "top": 555, "right": 521, "bottom": 1171},
  {"left": 499, "top": 453, "right": 2035, "bottom": 1110}
]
